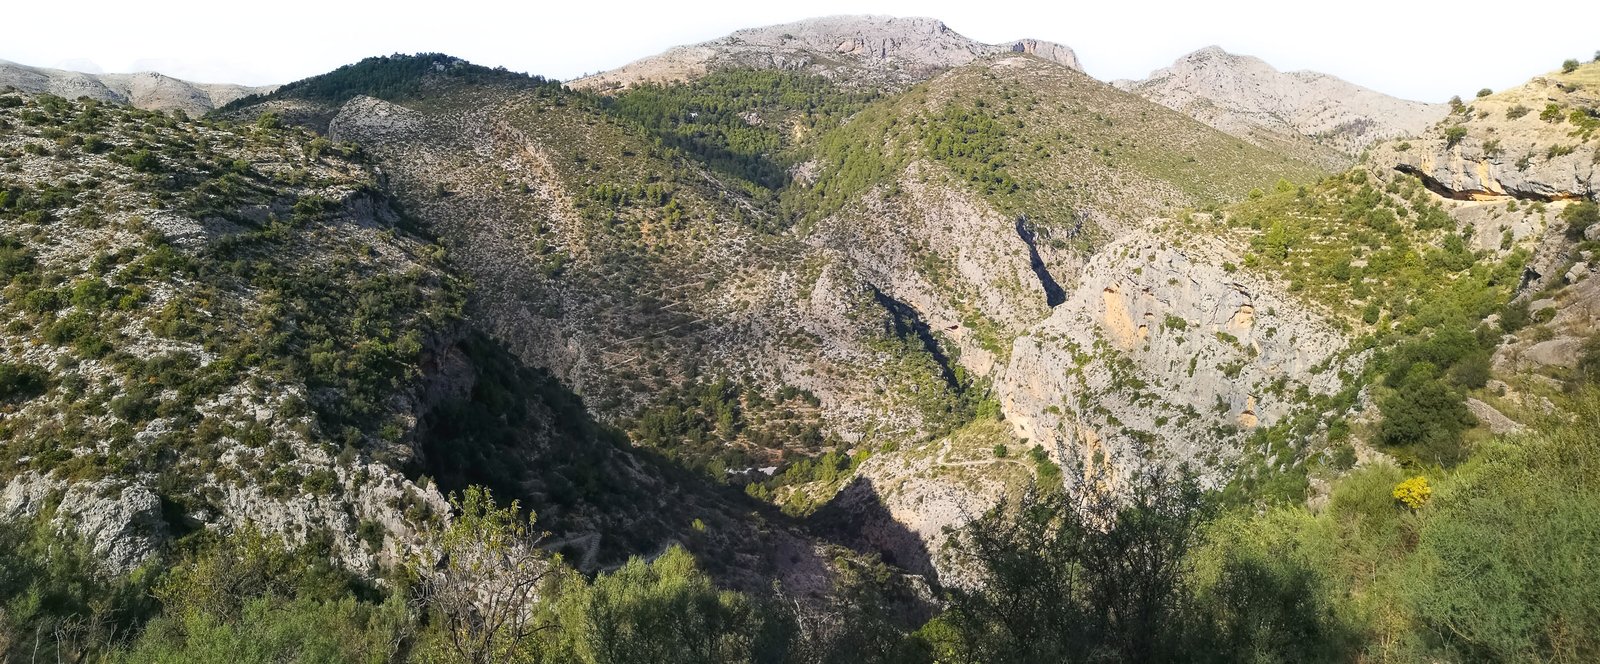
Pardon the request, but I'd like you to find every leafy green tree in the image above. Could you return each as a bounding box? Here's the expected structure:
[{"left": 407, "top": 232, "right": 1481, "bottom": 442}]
[
  {"left": 1378, "top": 363, "right": 1475, "bottom": 464},
  {"left": 938, "top": 475, "right": 1207, "bottom": 663},
  {"left": 1562, "top": 58, "right": 1582, "bottom": 73},
  {"left": 546, "top": 546, "right": 778, "bottom": 663}
]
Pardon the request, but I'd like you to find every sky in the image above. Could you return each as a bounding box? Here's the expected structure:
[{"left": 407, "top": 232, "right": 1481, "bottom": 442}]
[{"left": 3, "top": 0, "right": 1596, "bottom": 103}]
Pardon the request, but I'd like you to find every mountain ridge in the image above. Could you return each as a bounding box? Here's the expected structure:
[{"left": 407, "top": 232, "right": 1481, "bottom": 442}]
[
  {"left": 1113, "top": 45, "right": 1448, "bottom": 165},
  {"left": 0, "top": 58, "right": 274, "bottom": 115},
  {"left": 570, "top": 15, "right": 1081, "bottom": 92}
]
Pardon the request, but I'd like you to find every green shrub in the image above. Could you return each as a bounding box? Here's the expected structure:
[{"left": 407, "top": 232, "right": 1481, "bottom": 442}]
[
  {"left": 545, "top": 546, "right": 777, "bottom": 663},
  {"left": 0, "top": 362, "right": 48, "bottom": 401},
  {"left": 1403, "top": 399, "right": 1600, "bottom": 661},
  {"left": 1377, "top": 364, "right": 1475, "bottom": 464},
  {"left": 1562, "top": 200, "right": 1598, "bottom": 240}
]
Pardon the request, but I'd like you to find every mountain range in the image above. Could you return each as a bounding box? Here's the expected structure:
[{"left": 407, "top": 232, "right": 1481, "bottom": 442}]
[
  {"left": 1, "top": 14, "right": 1597, "bottom": 662},
  {"left": 0, "top": 58, "right": 273, "bottom": 115}
]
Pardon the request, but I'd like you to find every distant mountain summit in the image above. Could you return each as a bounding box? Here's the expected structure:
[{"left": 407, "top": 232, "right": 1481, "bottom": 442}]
[
  {"left": 571, "top": 15, "right": 1080, "bottom": 91},
  {"left": 1113, "top": 46, "right": 1447, "bottom": 165},
  {"left": 0, "top": 59, "right": 272, "bottom": 115}
]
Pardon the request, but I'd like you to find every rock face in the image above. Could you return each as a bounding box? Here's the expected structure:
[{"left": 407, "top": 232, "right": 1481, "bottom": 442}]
[
  {"left": 997, "top": 230, "right": 1353, "bottom": 487},
  {"left": 0, "top": 59, "right": 272, "bottom": 115},
  {"left": 1114, "top": 46, "right": 1447, "bottom": 165},
  {"left": 571, "top": 15, "right": 1080, "bottom": 91},
  {"left": 1, "top": 474, "right": 168, "bottom": 573}
]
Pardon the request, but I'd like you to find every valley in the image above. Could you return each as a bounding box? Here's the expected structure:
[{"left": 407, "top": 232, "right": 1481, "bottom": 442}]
[{"left": 1, "top": 16, "right": 1598, "bottom": 663}]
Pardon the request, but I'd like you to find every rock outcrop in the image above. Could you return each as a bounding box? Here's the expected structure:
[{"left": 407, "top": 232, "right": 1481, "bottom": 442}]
[
  {"left": 570, "top": 15, "right": 1080, "bottom": 91},
  {"left": 1370, "top": 61, "right": 1599, "bottom": 202},
  {"left": 1, "top": 474, "right": 167, "bottom": 573}
]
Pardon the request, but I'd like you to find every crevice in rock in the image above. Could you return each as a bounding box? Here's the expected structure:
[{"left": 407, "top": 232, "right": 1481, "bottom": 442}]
[
  {"left": 1517, "top": 266, "right": 1543, "bottom": 293},
  {"left": 1015, "top": 216, "right": 1066, "bottom": 307},
  {"left": 870, "top": 286, "right": 959, "bottom": 389}
]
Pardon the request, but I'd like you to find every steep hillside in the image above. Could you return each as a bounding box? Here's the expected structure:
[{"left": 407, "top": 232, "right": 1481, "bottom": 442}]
[
  {"left": 0, "top": 91, "right": 456, "bottom": 573},
  {"left": 571, "top": 15, "right": 1080, "bottom": 92},
  {"left": 0, "top": 91, "right": 836, "bottom": 595},
  {"left": 1114, "top": 46, "right": 1447, "bottom": 166},
  {"left": 0, "top": 59, "right": 271, "bottom": 115},
  {"left": 6, "top": 26, "right": 1600, "bottom": 664},
  {"left": 795, "top": 54, "right": 1334, "bottom": 492}
]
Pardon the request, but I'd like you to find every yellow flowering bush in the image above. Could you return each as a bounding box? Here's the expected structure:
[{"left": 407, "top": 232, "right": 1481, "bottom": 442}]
[{"left": 1393, "top": 476, "right": 1433, "bottom": 510}]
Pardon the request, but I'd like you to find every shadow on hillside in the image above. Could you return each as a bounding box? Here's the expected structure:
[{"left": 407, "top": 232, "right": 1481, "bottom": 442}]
[
  {"left": 405, "top": 331, "right": 835, "bottom": 595},
  {"left": 810, "top": 476, "right": 939, "bottom": 586}
]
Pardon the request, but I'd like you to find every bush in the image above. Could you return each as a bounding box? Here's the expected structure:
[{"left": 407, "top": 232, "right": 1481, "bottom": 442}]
[
  {"left": 1392, "top": 476, "right": 1432, "bottom": 509},
  {"left": 1403, "top": 399, "right": 1600, "bottom": 661},
  {"left": 1476, "top": 88, "right": 1493, "bottom": 98},
  {"left": 1562, "top": 200, "right": 1598, "bottom": 240},
  {"left": 940, "top": 476, "right": 1205, "bottom": 662},
  {"left": 1562, "top": 58, "right": 1582, "bottom": 74},
  {"left": 0, "top": 362, "right": 48, "bottom": 401},
  {"left": 0, "top": 517, "right": 158, "bottom": 661},
  {"left": 1443, "top": 125, "right": 1468, "bottom": 147},
  {"left": 1377, "top": 364, "right": 1475, "bottom": 465},
  {"left": 545, "top": 546, "right": 778, "bottom": 663}
]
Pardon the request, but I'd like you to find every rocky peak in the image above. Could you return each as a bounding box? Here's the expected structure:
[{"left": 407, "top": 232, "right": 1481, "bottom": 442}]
[
  {"left": 1113, "top": 46, "right": 1447, "bottom": 163},
  {"left": 1006, "top": 38, "right": 1081, "bottom": 70},
  {"left": 571, "top": 15, "right": 1080, "bottom": 91}
]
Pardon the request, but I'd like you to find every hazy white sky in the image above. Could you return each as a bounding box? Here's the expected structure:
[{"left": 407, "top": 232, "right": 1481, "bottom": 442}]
[{"left": 3, "top": 0, "right": 1595, "bottom": 102}]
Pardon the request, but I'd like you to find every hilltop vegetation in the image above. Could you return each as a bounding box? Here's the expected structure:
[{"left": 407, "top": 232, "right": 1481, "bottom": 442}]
[
  {"left": 605, "top": 70, "right": 878, "bottom": 203},
  {"left": 220, "top": 53, "right": 558, "bottom": 112}
]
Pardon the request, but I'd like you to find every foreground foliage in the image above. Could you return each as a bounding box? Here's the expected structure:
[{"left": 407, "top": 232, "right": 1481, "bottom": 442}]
[{"left": 8, "top": 393, "right": 1597, "bottom": 662}]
